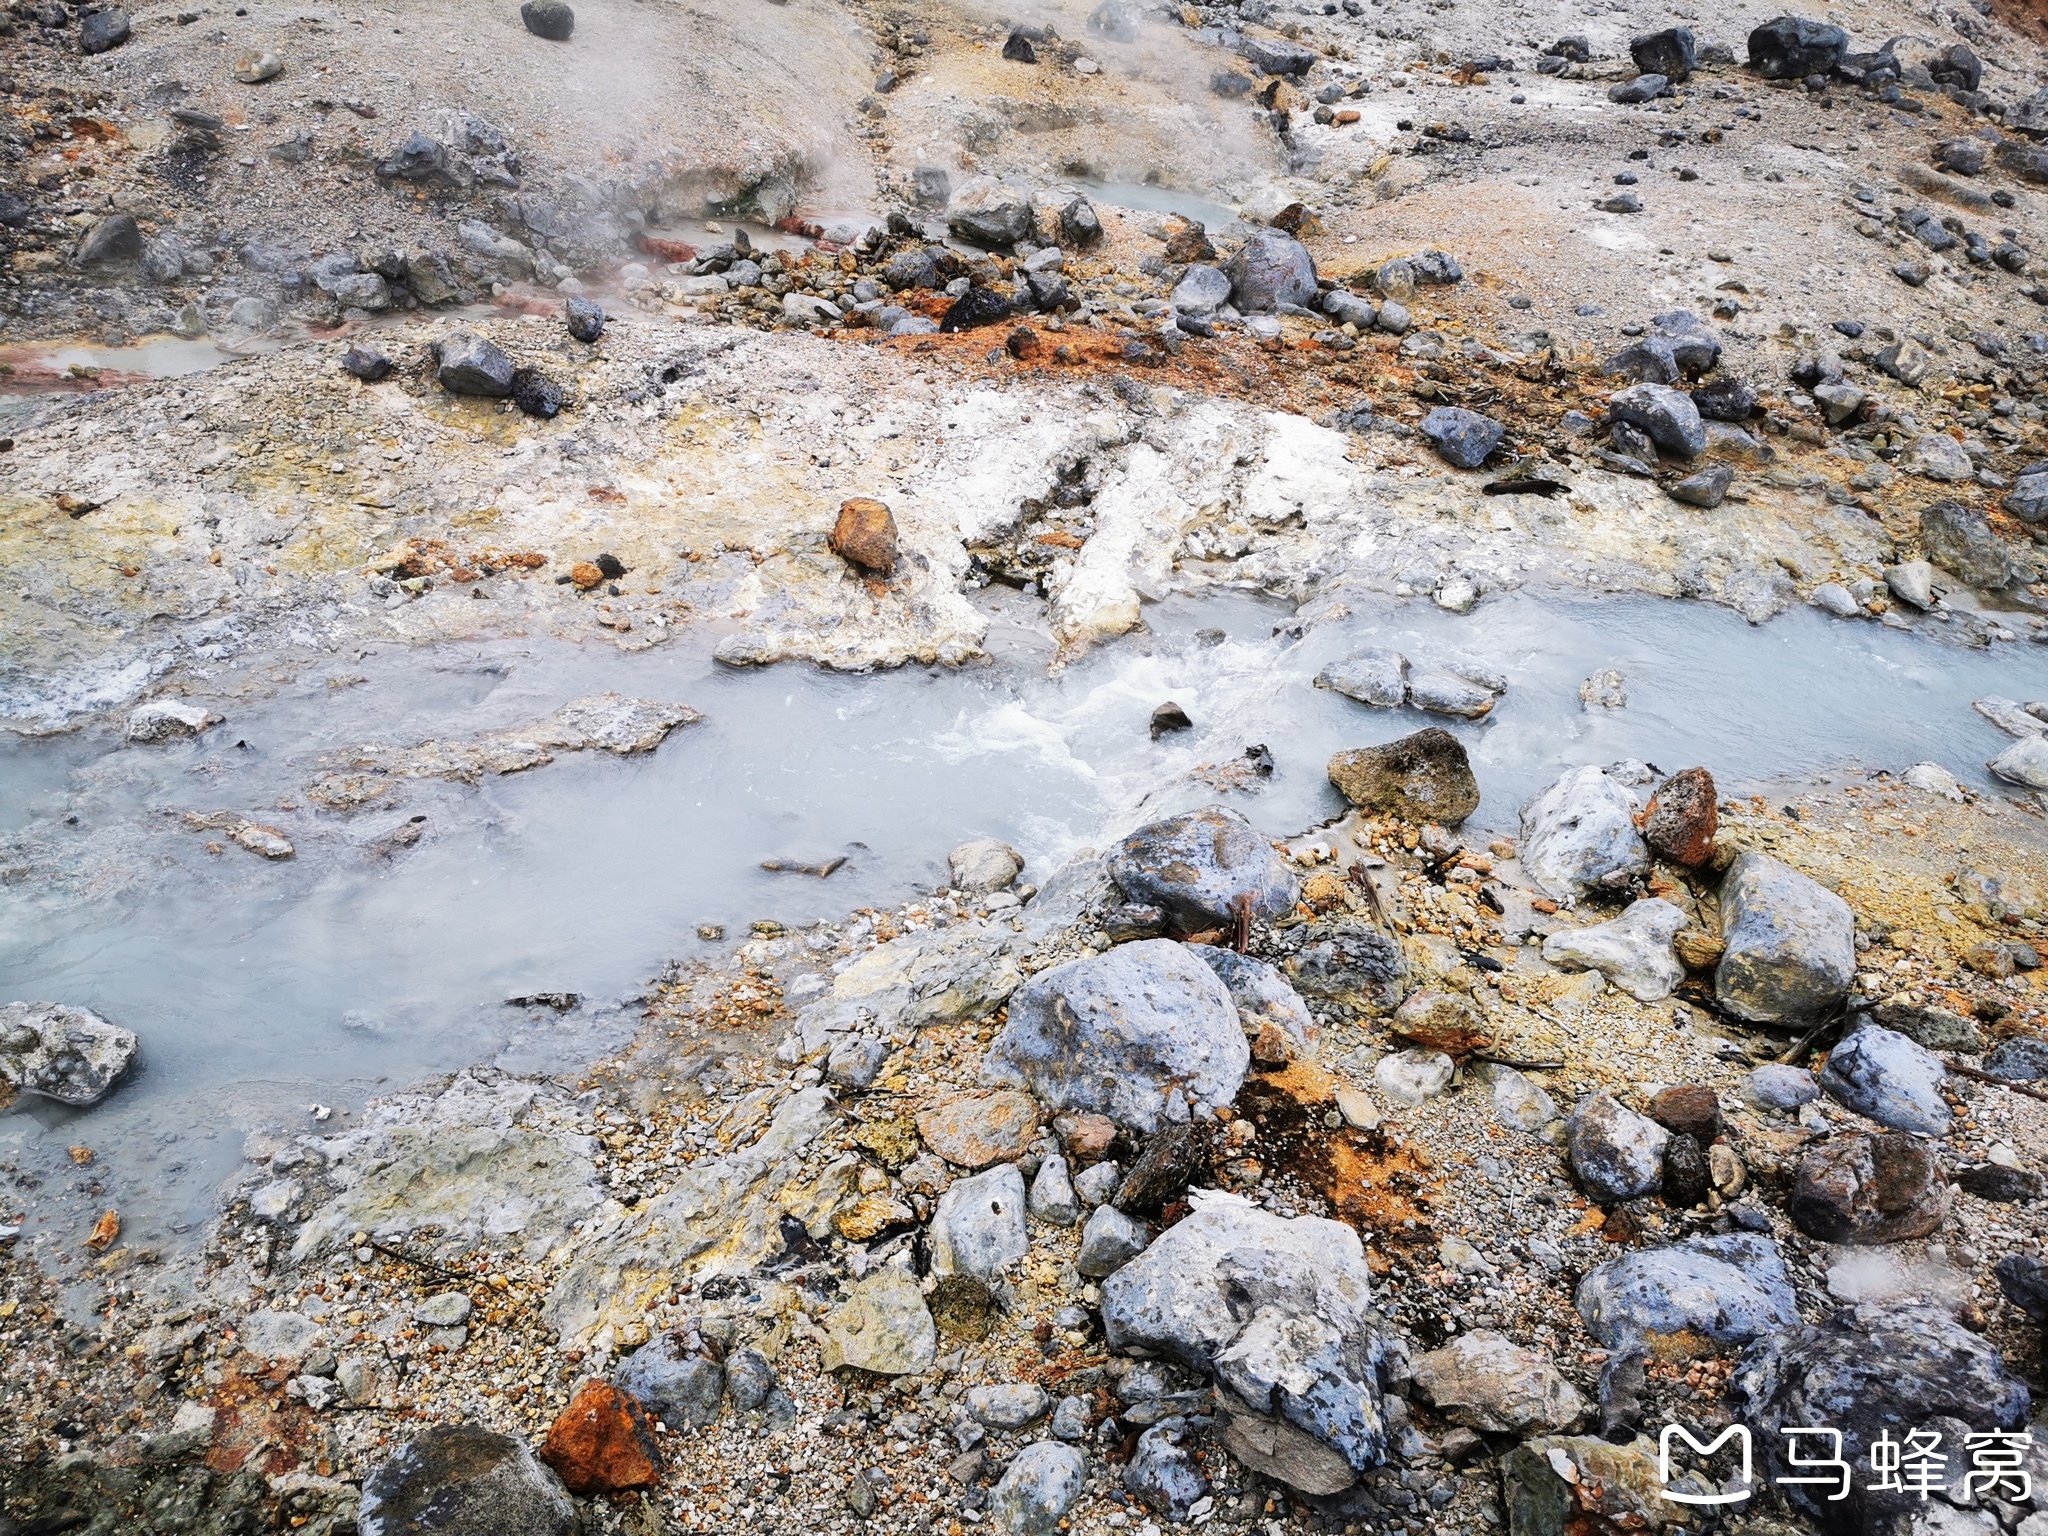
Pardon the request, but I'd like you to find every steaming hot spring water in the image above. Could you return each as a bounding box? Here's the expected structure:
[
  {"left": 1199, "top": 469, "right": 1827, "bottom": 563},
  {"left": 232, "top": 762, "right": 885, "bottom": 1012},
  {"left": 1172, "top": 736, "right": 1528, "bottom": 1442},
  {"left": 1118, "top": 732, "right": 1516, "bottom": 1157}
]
[{"left": 0, "top": 582, "right": 2034, "bottom": 1279}]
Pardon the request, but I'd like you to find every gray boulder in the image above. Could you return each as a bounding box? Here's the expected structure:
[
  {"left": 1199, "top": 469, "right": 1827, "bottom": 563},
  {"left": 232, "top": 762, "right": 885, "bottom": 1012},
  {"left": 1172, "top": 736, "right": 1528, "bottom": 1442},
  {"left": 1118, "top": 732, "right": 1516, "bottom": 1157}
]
[
  {"left": 986, "top": 939, "right": 1247, "bottom": 1133},
  {"left": 947, "top": 177, "right": 1037, "bottom": 248},
  {"left": 1315, "top": 647, "right": 1407, "bottom": 708},
  {"left": 1566, "top": 1093, "right": 1668, "bottom": 1203},
  {"left": 1519, "top": 766, "right": 1648, "bottom": 903},
  {"left": 1416, "top": 407, "right": 1504, "bottom": 470},
  {"left": 357, "top": 1424, "right": 573, "bottom": 1536},
  {"left": 1746, "top": 15, "right": 1846, "bottom": 77},
  {"left": 1985, "top": 1036, "right": 2048, "bottom": 1081},
  {"left": 1107, "top": 806, "right": 1299, "bottom": 932},
  {"left": 76, "top": 213, "right": 142, "bottom": 266},
  {"left": 969, "top": 1382, "right": 1052, "bottom": 1430},
  {"left": 1102, "top": 1190, "right": 1386, "bottom": 1494},
  {"left": 724, "top": 1348, "right": 776, "bottom": 1410},
  {"left": 1076, "top": 1203, "right": 1150, "bottom": 1276},
  {"left": 1195, "top": 948, "right": 1318, "bottom": 1062},
  {"left": 1575, "top": 1233, "right": 1800, "bottom": 1348},
  {"left": 1730, "top": 1303, "right": 2030, "bottom": 1535},
  {"left": 434, "top": 331, "right": 516, "bottom": 396},
  {"left": 1541, "top": 898, "right": 1686, "bottom": 1001},
  {"left": 1028, "top": 1153, "right": 1081, "bottom": 1225},
  {"left": 949, "top": 837, "right": 1023, "bottom": 892},
  {"left": 930, "top": 1163, "right": 1029, "bottom": 1283},
  {"left": 1125, "top": 1418, "right": 1211, "bottom": 1519},
  {"left": 1606, "top": 382, "right": 1705, "bottom": 457},
  {"left": 0, "top": 1001, "right": 139, "bottom": 1106},
  {"left": 1743, "top": 1063, "right": 1819, "bottom": 1111},
  {"left": 990, "top": 1443, "right": 1086, "bottom": 1536},
  {"left": 1284, "top": 923, "right": 1408, "bottom": 1015},
  {"left": 1921, "top": 499, "right": 2014, "bottom": 589},
  {"left": 614, "top": 1337, "right": 723, "bottom": 1426},
  {"left": 1790, "top": 1133, "right": 1949, "bottom": 1244},
  {"left": 1991, "top": 734, "right": 2048, "bottom": 792},
  {"left": 1817, "top": 1025, "right": 1951, "bottom": 1135},
  {"left": 1170, "top": 264, "right": 1234, "bottom": 316},
  {"left": 564, "top": 296, "right": 604, "bottom": 342},
  {"left": 1715, "top": 852, "right": 1855, "bottom": 1023},
  {"left": 1224, "top": 228, "right": 1318, "bottom": 311}
]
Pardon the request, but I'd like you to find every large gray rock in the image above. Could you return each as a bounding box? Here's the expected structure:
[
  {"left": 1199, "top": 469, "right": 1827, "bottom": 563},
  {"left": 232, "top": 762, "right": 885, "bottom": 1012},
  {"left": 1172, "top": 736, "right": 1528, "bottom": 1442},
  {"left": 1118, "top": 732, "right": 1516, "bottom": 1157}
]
[
  {"left": 1991, "top": 734, "right": 2048, "bottom": 792},
  {"left": 1283, "top": 923, "right": 1408, "bottom": 1015},
  {"left": 1540, "top": 898, "right": 1686, "bottom": 1001},
  {"left": 986, "top": 939, "right": 1248, "bottom": 1133},
  {"left": 1316, "top": 648, "right": 1408, "bottom": 708},
  {"left": 1714, "top": 852, "right": 1855, "bottom": 1023},
  {"left": 1076, "top": 1202, "right": 1150, "bottom": 1276},
  {"left": 1410, "top": 1331, "right": 1586, "bottom": 1433},
  {"left": 1729, "top": 1303, "right": 2031, "bottom": 1535},
  {"left": 990, "top": 1442, "right": 1086, "bottom": 1536},
  {"left": 1817, "top": 1025, "right": 1951, "bottom": 1135},
  {"left": 947, "top": 176, "right": 1037, "bottom": 247},
  {"left": 1921, "top": 499, "right": 2014, "bottom": 589},
  {"left": 1170, "top": 264, "right": 1234, "bottom": 316},
  {"left": 1108, "top": 805, "right": 1299, "bottom": 931},
  {"left": 1416, "top": 407, "right": 1504, "bottom": 470},
  {"left": 614, "top": 1337, "right": 723, "bottom": 1427},
  {"left": 0, "top": 1001, "right": 139, "bottom": 1106},
  {"left": 1102, "top": 1190, "right": 1386, "bottom": 1493},
  {"left": 357, "top": 1424, "right": 574, "bottom": 1536},
  {"left": 1224, "top": 227, "right": 1318, "bottom": 311},
  {"left": 930, "top": 1163, "right": 1029, "bottom": 1282},
  {"left": 1606, "top": 382, "right": 1705, "bottom": 457},
  {"left": 1518, "top": 766, "right": 1648, "bottom": 903},
  {"left": 1566, "top": 1093, "right": 1667, "bottom": 1203},
  {"left": 1125, "top": 1418, "right": 1211, "bottom": 1519},
  {"left": 434, "top": 330, "right": 516, "bottom": 396},
  {"left": 1575, "top": 1233, "right": 1800, "bottom": 1349},
  {"left": 1195, "top": 947, "right": 1318, "bottom": 1062}
]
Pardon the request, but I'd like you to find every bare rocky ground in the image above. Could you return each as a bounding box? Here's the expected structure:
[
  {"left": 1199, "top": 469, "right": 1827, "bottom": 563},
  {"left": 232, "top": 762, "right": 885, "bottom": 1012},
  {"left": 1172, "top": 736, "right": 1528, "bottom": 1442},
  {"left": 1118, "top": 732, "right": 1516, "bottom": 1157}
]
[{"left": 8, "top": 0, "right": 2048, "bottom": 1527}]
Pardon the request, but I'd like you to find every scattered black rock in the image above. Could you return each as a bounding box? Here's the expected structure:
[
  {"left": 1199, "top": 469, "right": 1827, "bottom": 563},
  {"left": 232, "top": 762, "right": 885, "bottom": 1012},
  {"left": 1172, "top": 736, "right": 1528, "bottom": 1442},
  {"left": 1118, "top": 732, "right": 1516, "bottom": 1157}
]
[
  {"left": 1149, "top": 701, "right": 1193, "bottom": 739},
  {"left": 564, "top": 297, "right": 604, "bottom": 343},
  {"left": 1746, "top": 15, "right": 1847, "bottom": 79},
  {"left": 1630, "top": 26, "right": 1695, "bottom": 80},
  {"left": 341, "top": 344, "right": 393, "bottom": 382},
  {"left": 521, "top": 0, "right": 574, "bottom": 40},
  {"left": 940, "top": 286, "right": 1013, "bottom": 332},
  {"left": 511, "top": 367, "right": 564, "bottom": 418},
  {"left": 79, "top": 6, "right": 130, "bottom": 52},
  {"left": 434, "top": 331, "right": 516, "bottom": 396}
]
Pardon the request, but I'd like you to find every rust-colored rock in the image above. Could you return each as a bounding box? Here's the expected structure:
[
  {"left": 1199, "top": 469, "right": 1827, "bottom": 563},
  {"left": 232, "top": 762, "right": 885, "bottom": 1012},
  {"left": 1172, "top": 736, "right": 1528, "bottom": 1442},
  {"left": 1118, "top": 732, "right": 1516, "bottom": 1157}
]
[
  {"left": 1006, "top": 326, "right": 1041, "bottom": 360},
  {"left": 830, "top": 496, "right": 899, "bottom": 576},
  {"left": 1649, "top": 1083, "right": 1722, "bottom": 1143},
  {"left": 1789, "top": 1133, "right": 1949, "bottom": 1245},
  {"left": 569, "top": 560, "right": 605, "bottom": 590},
  {"left": 86, "top": 1209, "right": 120, "bottom": 1250},
  {"left": 916, "top": 1089, "right": 1039, "bottom": 1169},
  {"left": 1163, "top": 221, "right": 1216, "bottom": 264},
  {"left": 1390, "top": 990, "right": 1494, "bottom": 1056},
  {"left": 540, "top": 1380, "right": 663, "bottom": 1494},
  {"left": 1673, "top": 928, "right": 1725, "bottom": 969},
  {"left": 1054, "top": 1112, "right": 1117, "bottom": 1162},
  {"left": 1641, "top": 766, "right": 1718, "bottom": 866}
]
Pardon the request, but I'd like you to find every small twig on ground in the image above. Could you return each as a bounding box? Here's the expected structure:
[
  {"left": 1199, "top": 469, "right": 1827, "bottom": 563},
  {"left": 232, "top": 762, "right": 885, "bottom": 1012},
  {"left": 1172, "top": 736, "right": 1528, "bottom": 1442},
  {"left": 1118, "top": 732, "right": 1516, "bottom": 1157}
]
[{"left": 370, "top": 1241, "right": 472, "bottom": 1281}]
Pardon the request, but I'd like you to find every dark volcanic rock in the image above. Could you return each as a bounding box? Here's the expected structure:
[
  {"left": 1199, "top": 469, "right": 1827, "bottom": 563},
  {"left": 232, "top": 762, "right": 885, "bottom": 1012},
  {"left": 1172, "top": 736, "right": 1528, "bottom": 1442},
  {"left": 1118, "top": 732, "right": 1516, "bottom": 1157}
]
[
  {"left": 1002, "top": 27, "right": 1037, "bottom": 61},
  {"left": 1630, "top": 26, "right": 1696, "bottom": 79},
  {"left": 1113, "top": 1123, "right": 1204, "bottom": 1215},
  {"left": 1729, "top": 1302, "right": 2031, "bottom": 1535},
  {"left": 434, "top": 331, "right": 516, "bottom": 396},
  {"left": 511, "top": 367, "right": 565, "bottom": 418},
  {"left": 1789, "top": 1132, "right": 1949, "bottom": 1244},
  {"left": 1416, "top": 407, "right": 1504, "bottom": 469},
  {"left": 76, "top": 213, "right": 142, "bottom": 265},
  {"left": 564, "top": 296, "right": 604, "bottom": 342},
  {"left": 358, "top": 1424, "right": 574, "bottom": 1536},
  {"left": 1223, "top": 227, "right": 1317, "bottom": 311},
  {"left": 1746, "top": 15, "right": 1847, "bottom": 79},
  {"left": 1060, "top": 197, "right": 1104, "bottom": 247},
  {"left": 341, "top": 344, "right": 394, "bottom": 382},
  {"left": 521, "top": 0, "right": 574, "bottom": 40},
  {"left": 1327, "top": 727, "right": 1480, "bottom": 825},
  {"left": 1921, "top": 499, "right": 2014, "bottom": 589},
  {"left": 941, "top": 285, "right": 1014, "bottom": 332},
  {"left": 79, "top": 7, "right": 131, "bottom": 52},
  {"left": 1640, "top": 766, "right": 1717, "bottom": 866}
]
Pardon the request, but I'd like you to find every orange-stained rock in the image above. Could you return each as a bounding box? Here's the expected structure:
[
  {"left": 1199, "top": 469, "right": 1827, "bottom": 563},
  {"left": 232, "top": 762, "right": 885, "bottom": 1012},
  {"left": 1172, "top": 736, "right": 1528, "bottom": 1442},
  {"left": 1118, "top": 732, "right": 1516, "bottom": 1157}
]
[
  {"left": 1054, "top": 1112, "right": 1117, "bottom": 1162},
  {"left": 1389, "top": 990, "right": 1494, "bottom": 1057},
  {"left": 830, "top": 497, "right": 899, "bottom": 576},
  {"left": 569, "top": 561, "right": 605, "bottom": 591},
  {"left": 916, "top": 1089, "right": 1039, "bottom": 1169},
  {"left": 540, "top": 1380, "right": 662, "bottom": 1494},
  {"left": 1641, "top": 766, "right": 1718, "bottom": 867}
]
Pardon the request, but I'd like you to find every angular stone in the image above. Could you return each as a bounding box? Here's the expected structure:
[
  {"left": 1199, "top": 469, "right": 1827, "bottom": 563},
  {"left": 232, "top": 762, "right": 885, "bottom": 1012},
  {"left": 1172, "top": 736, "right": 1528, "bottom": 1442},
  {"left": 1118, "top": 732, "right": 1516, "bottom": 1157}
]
[
  {"left": 1790, "top": 1133, "right": 1950, "bottom": 1243},
  {"left": 1641, "top": 766, "right": 1717, "bottom": 865},
  {"left": 1417, "top": 407, "right": 1505, "bottom": 470},
  {"left": 1196, "top": 948, "right": 1318, "bottom": 1063},
  {"left": 1028, "top": 1153, "right": 1079, "bottom": 1225},
  {"left": 1125, "top": 1418, "right": 1211, "bottom": 1519},
  {"left": 1541, "top": 898, "right": 1686, "bottom": 1001},
  {"left": 1076, "top": 1202, "right": 1149, "bottom": 1276},
  {"left": 985, "top": 939, "right": 1248, "bottom": 1133},
  {"left": 564, "top": 296, "right": 604, "bottom": 342},
  {"left": 1406, "top": 668, "right": 1499, "bottom": 718},
  {"left": 830, "top": 496, "right": 899, "bottom": 576},
  {"left": 1113, "top": 1122, "right": 1204, "bottom": 1216},
  {"left": 1107, "top": 806, "right": 1300, "bottom": 933},
  {"left": 1327, "top": 727, "right": 1479, "bottom": 825},
  {"left": 1714, "top": 852, "right": 1855, "bottom": 1023},
  {"left": 1411, "top": 1331, "right": 1587, "bottom": 1434},
  {"left": 1480, "top": 1063, "right": 1559, "bottom": 1134},
  {"left": 1566, "top": 1093, "right": 1668, "bottom": 1203},
  {"left": 1374, "top": 1047, "right": 1454, "bottom": 1106},
  {"left": 1746, "top": 15, "right": 1847, "bottom": 77},
  {"left": 1817, "top": 1025, "right": 1951, "bottom": 1135},
  {"left": 947, "top": 176, "right": 1037, "bottom": 248},
  {"left": 916, "top": 1090, "right": 1039, "bottom": 1169},
  {"left": 0, "top": 1002, "right": 139, "bottom": 1107},
  {"left": 949, "top": 837, "right": 1022, "bottom": 892},
  {"left": 1224, "top": 227, "right": 1318, "bottom": 311},
  {"left": 990, "top": 1442, "right": 1086, "bottom": 1536},
  {"left": 1647, "top": 1083, "right": 1722, "bottom": 1143},
  {"left": 1519, "top": 766, "right": 1648, "bottom": 903},
  {"left": 1284, "top": 923, "right": 1408, "bottom": 1015},
  {"left": 1631, "top": 26, "right": 1696, "bottom": 79},
  {"left": 930, "top": 1163, "right": 1029, "bottom": 1282},
  {"left": 358, "top": 1424, "right": 573, "bottom": 1536},
  {"left": 539, "top": 1380, "right": 662, "bottom": 1494},
  {"left": 1743, "top": 1064, "right": 1819, "bottom": 1111},
  {"left": 1607, "top": 382, "right": 1705, "bottom": 458},
  {"left": 1730, "top": 1302, "right": 2030, "bottom": 1535},
  {"left": 614, "top": 1338, "right": 723, "bottom": 1428},
  {"left": 76, "top": 214, "right": 142, "bottom": 266},
  {"left": 1921, "top": 499, "right": 2013, "bottom": 589},
  {"left": 434, "top": 331, "right": 516, "bottom": 396},
  {"left": 1991, "top": 734, "right": 2048, "bottom": 792},
  {"left": 1389, "top": 990, "right": 1492, "bottom": 1055},
  {"left": 1576, "top": 1232, "right": 1799, "bottom": 1348},
  {"left": 821, "top": 1267, "right": 936, "bottom": 1374},
  {"left": 126, "top": 698, "right": 222, "bottom": 742}
]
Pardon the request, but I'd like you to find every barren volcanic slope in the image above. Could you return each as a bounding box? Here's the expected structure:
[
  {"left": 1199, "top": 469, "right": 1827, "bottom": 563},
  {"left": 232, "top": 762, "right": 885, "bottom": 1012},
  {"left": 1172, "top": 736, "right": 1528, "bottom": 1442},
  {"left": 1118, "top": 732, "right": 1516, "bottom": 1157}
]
[{"left": 7, "top": 0, "right": 2048, "bottom": 1530}]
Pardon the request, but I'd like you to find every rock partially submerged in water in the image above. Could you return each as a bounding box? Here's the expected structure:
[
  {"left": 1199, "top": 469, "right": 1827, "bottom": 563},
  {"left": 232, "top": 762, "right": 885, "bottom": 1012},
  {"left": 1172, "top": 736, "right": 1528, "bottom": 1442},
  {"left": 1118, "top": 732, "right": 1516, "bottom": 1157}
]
[
  {"left": 125, "top": 698, "right": 221, "bottom": 742},
  {"left": 328, "top": 693, "right": 700, "bottom": 786},
  {"left": 0, "top": 1001, "right": 139, "bottom": 1107},
  {"left": 1327, "top": 727, "right": 1480, "bottom": 825},
  {"left": 358, "top": 1423, "right": 574, "bottom": 1536},
  {"left": 985, "top": 939, "right": 1248, "bottom": 1133}
]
